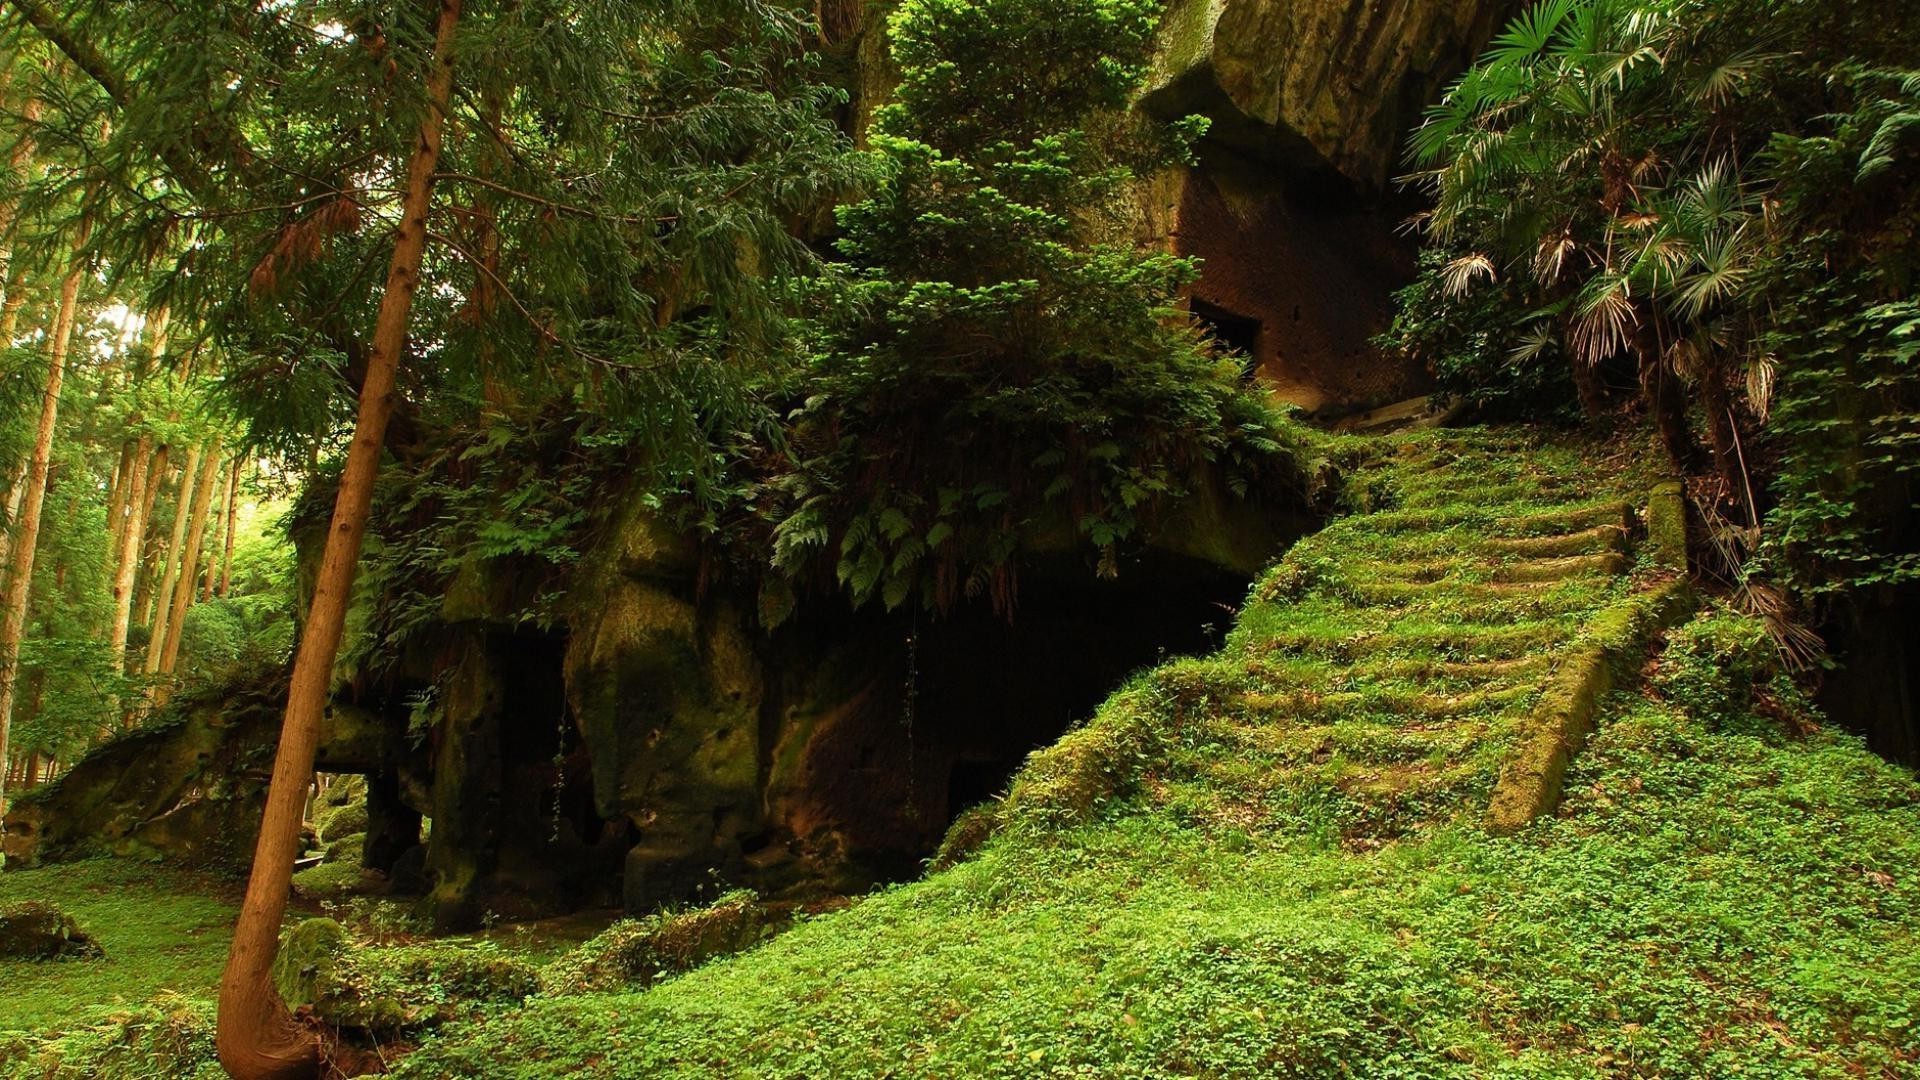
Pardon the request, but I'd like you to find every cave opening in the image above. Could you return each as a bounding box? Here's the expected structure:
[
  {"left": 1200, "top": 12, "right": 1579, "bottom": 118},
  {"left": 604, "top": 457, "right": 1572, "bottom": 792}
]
[
  {"left": 1190, "top": 298, "right": 1263, "bottom": 371},
  {"left": 1819, "top": 589, "right": 1920, "bottom": 766},
  {"left": 758, "top": 548, "right": 1256, "bottom": 891},
  {"left": 909, "top": 550, "right": 1251, "bottom": 828}
]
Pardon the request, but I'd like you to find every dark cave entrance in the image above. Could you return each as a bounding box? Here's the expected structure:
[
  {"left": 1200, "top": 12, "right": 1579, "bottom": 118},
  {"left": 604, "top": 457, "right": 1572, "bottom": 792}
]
[
  {"left": 759, "top": 549, "right": 1256, "bottom": 888},
  {"left": 911, "top": 551, "right": 1248, "bottom": 827},
  {"left": 1191, "top": 298, "right": 1263, "bottom": 371},
  {"left": 1820, "top": 589, "right": 1920, "bottom": 766}
]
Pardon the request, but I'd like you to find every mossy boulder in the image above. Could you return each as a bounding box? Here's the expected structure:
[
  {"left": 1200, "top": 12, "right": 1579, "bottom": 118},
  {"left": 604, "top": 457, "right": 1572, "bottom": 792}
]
[
  {"left": 0, "top": 901, "right": 103, "bottom": 961},
  {"left": 291, "top": 860, "right": 370, "bottom": 901},
  {"left": 322, "top": 831, "right": 367, "bottom": 865},
  {"left": 542, "top": 890, "right": 771, "bottom": 995},
  {"left": 272, "top": 918, "right": 540, "bottom": 1036},
  {"left": 314, "top": 799, "right": 369, "bottom": 845}
]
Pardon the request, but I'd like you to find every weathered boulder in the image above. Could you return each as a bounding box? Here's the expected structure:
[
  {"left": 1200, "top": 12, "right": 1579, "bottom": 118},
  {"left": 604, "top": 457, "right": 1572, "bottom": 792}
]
[
  {"left": 0, "top": 680, "right": 284, "bottom": 869},
  {"left": 1143, "top": 0, "right": 1512, "bottom": 187},
  {"left": 0, "top": 902, "right": 102, "bottom": 961}
]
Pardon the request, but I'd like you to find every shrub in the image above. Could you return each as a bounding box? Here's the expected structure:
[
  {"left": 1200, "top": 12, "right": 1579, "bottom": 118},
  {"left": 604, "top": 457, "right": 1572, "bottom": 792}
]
[{"left": 1656, "top": 607, "right": 1812, "bottom": 737}]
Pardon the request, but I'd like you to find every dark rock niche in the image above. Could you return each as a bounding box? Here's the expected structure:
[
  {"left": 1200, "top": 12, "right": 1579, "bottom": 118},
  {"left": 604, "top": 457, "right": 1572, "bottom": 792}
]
[
  {"left": 752, "top": 550, "right": 1250, "bottom": 895},
  {"left": 1819, "top": 589, "right": 1920, "bottom": 766}
]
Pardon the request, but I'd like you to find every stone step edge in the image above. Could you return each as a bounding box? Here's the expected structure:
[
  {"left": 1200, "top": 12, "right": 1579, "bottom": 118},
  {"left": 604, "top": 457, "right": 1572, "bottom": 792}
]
[{"left": 1484, "top": 482, "right": 1693, "bottom": 834}]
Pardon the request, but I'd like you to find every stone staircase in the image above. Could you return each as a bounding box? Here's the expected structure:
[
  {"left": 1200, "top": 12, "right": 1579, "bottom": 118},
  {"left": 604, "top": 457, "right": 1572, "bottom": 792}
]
[{"left": 978, "top": 429, "right": 1692, "bottom": 852}]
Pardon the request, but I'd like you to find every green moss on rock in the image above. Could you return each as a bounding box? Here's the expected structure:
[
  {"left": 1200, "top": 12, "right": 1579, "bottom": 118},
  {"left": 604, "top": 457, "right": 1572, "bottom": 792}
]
[
  {"left": 272, "top": 918, "right": 539, "bottom": 1037},
  {"left": 543, "top": 891, "right": 771, "bottom": 995},
  {"left": 0, "top": 902, "right": 103, "bottom": 961}
]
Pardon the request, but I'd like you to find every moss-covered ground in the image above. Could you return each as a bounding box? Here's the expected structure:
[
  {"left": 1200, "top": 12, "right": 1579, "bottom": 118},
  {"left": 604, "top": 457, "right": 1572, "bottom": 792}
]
[
  {"left": 387, "top": 429, "right": 1919, "bottom": 1077},
  {"left": 0, "top": 860, "right": 235, "bottom": 1035},
  {"left": 6, "top": 429, "right": 1920, "bottom": 1077}
]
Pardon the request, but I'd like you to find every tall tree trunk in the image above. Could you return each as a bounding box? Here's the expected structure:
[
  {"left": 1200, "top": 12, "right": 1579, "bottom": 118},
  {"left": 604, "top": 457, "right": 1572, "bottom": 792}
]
[
  {"left": 0, "top": 217, "right": 86, "bottom": 835},
  {"left": 217, "top": 5, "right": 461, "bottom": 1076},
  {"left": 202, "top": 461, "right": 234, "bottom": 602},
  {"left": 1698, "top": 363, "right": 1747, "bottom": 519},
  {"left": 130, "top": 447, "right": 170, "bottom": 638},
  {"left": 220, "top": 457, "right": 241, "bottom": 598},
  {"left": 1634, "top": 318, "right": 1695, "bottom": 473},
  {"left": 109, "top": 434, "right": 154, "bottom": 665},
  {"left": 0, "top": 461, "right": 25, "bottom": 596},
  {"left": 155, "top": 443, "right": 222, "bottom": 696},
  {"left": 105, "top": 438, "right": 135, "bottom": 562},
  {"left": 144, "top": 444, "right": 202, "bottom": 679},
  {"left": 0, "top": 97, "right": 41, "bottom": 347}
]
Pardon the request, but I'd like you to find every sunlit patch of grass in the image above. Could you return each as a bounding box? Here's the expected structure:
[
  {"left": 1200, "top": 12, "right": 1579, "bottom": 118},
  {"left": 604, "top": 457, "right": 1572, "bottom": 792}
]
[{"left": 0, "top": 860, "right": 235, "bottom": 1034}]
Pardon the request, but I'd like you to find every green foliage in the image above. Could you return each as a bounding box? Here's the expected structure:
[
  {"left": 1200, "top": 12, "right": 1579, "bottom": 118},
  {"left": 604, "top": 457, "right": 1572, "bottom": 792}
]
[
  {"left": 771, "top": 0, "right": 1301, "bottom": 616},
  {"left": 1402, "top": 0, "right": 1920, "bottom": 606},
  {"left": 1374, "top": 250, "right": 1576, "bottom": 418},
  {"left": 1761, "top": 66, "right": 1920, "bottom": 597},
  {"left": 0, "top": 861, "right": 233, "bottom": 1036},
  {"left": 540, "top": 890, "right": 770, "bottom": 995},
  {"left": 1656, "top": 606, "right": 1812, "bottom": 736},
  {"left": 0, "top": 995, "right": 222, "bottom": 1080},
  {"left": 271, "top": 918, "right": 540, "bottom": 1037}
]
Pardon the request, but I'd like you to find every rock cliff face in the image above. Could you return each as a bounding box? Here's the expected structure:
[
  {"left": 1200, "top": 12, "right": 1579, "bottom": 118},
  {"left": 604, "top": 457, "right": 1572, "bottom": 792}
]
[
  {"left": 1145, "top": 0, "right": 1513, "bottom": 187},
  {"left": 1133, "top": 0, "right": 1512, "bottom": 414}
]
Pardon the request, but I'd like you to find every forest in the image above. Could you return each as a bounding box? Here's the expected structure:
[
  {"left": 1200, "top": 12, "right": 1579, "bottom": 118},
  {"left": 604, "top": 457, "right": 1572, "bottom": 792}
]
[{"left": 0, "top": 0, "right": 1916, "bottom": 1076}]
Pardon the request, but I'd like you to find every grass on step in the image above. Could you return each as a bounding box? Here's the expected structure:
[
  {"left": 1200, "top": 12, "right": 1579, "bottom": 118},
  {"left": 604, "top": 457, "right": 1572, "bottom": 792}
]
[{"left": 395, "top": 693, "right": 1920, "bottom": 1079}]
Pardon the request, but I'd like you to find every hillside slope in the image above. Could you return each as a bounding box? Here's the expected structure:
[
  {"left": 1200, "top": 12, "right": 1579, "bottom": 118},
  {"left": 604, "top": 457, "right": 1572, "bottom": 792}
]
[{"left": 396, "top": 429, "right": 1920, "bottom": 1078}]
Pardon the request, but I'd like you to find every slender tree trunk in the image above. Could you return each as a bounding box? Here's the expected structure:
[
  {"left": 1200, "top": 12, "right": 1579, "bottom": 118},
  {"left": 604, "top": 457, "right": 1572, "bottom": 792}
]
[
  {"left": 220, "top": 457, "right": 241, "bottom": 597},
  {"left": 145, "top": 444, "right": 202, "bottom": 678},
  {"left": 105, "top": 438, "right": 135, "bottom": 560},
  {"left": 0, "top": 218, "right": 86, "bottom": 834},
  {"left": 109, "top": 435, "right": 154, "bottom": 664},
  {"left": 202, "top": 462, "right": 234, "bottom": 602},
  {"left": 218, "top": 5, "right": 461, "bottom": 1076},
  {"left": 0, "top": 97, "right": 41, "bottom": 346},
  {"left": 156, "top": 443, "right": 222, "bottom": 695},
  {"left": 130, "top": 447, "right": 170, "bottom": 639},
  {"left": 0, "top": 462, "right": 25, "bottom": 596}
]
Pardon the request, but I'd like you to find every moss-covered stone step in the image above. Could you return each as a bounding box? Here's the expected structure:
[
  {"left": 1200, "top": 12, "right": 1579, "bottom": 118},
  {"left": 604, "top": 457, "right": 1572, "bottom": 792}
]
[
  {"left": 1350, "top": 580, "right": 1613, "bottom": 618},
  {"left": 1487, "top": 552, "right": 1629, "bottom": 583},
  {"left": 1479, "top": 523, "right": 1629, "bottom": 559},
  {"left": 1233, "top": 683, "right": 1538, "bottom": 726},
  {"left": 1255, "top": 621, "right": 1566, "bottom": 662}
]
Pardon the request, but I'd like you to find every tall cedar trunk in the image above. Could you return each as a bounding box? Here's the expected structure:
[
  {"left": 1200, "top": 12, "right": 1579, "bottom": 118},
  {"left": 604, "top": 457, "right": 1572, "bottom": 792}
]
[
  {"left": 144, "top": 444, "right": 202, "bottom": 678},
  {"left": 202, "top": 461, "right": 233, "bottom": 601},
  {"left": 109, "top": 434, "right": 154, "bottom": 668},
  {"left": 220, "top": 457, "right": 241, "bottom": 597},
  {"left": 156, "top": 443, "right": 222, "bottom": 695},
  {"left": 0, "top": 97, "right": 39, "bottom": 346},
  {"left": 0, "top": 219, "right": 86, "bottom": 834},
  {"left": 130, "top": 446, "right": 170, "bottom": 636},
  {"left": 216, "top": 5, "right": 462, "bottom": 1076},
  {"left": 105, "top": 439, "right": 135, "bottom": 565},
  {"left": 0, "top": 463, "right": 25, "bottom": 595}
]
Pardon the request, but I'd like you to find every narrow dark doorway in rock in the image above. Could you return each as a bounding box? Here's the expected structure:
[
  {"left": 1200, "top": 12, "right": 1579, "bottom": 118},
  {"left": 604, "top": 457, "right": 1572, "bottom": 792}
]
[{"left": 1191, "top": 298, "right": 1263, "bottom": 371}]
